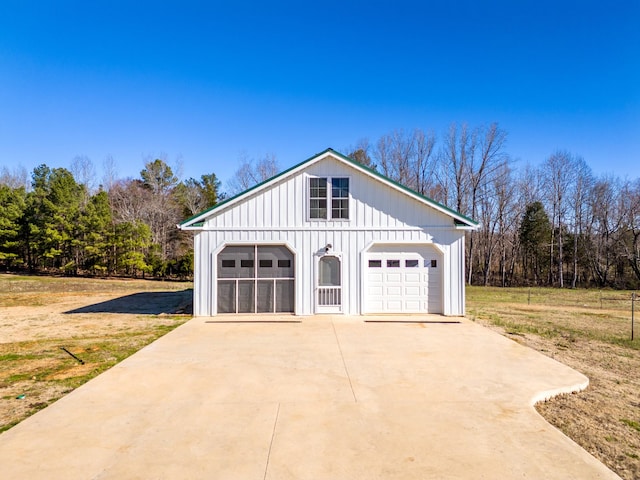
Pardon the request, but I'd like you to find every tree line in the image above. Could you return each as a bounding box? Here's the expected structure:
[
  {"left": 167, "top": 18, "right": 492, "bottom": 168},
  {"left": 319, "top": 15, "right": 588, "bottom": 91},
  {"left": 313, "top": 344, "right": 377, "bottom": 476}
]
[
  {"left": 347, "top": 123, "right": 639, "bottom": 289},
  {"left": 0, "top": 157, "right": 221, "bottom": 278},
  {"left": 1, "top": 123, "right": 638, "bottom": 288}
]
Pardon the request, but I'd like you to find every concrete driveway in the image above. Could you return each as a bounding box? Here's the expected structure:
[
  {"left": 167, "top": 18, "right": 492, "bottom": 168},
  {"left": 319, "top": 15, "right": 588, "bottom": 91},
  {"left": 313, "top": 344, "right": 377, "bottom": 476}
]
[{"left": 0, "top": 316, "right": 620, "bottom": 479}]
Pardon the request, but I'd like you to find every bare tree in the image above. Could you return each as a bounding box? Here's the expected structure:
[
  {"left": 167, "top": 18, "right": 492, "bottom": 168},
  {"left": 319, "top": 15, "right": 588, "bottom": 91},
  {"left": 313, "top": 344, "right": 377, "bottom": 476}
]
[
  {"left": 371, "top": 129, "right": 437, "bottom": 196},
  {"left": 568, "top": 156, "right": 593, "bottom": 287},
  {"left": 412, "top": 129, "right": 437, "bottom": 196},
  {"left": 374, "top": 130, "right": 416, "bottom": 185},
  {"left": 176, "top": 173, "right": 221, "bottom": 217},
  {"left": 517, "top": 163, "right": 544, "bottom": 208},
  {"left": 476, "top": 162, "right": 516, "bottom": 286},
  {"left": 0, "top": 165, "right": 29, "bottom": 190},
  {"left": 70, "top": 155, "right": 97, "bottom": 193},
  {"left": 374, "top": 133, "right": 394, "bottom": 179},
  {"left": 623, "top": 179, "right": 640, "bottom": 282},
  {"left": 466, "top": 123, "right": 508, "bottom": 283},
  {"left": 109, "top": 179, "right": 150, "bottom": 225},
  {"left": 139, "top": 159, "right": 180, "bottom": 260},
  {"left": 346, "top": 138, "right": 376, "bottom": 169},
  {"left": 227, "top": 153, "right": 279, "bottom": 195},
  {"left": 442, "top": 122, "right": 474, "bottom": 216},
  {"left": 102, "top": 155, "right": 118, "bottom": 192},
  {"left": 542, "top": 150, "right": 574, "bottom": 287},
  {"left": 178, "top": 178, "right": 207, "bottom": 217},
  {"left": 70, "top": 155, "right": 97, "bottom": 208},
  {"left": 585, "top": 176, "right": 623, "bottom": 287}
]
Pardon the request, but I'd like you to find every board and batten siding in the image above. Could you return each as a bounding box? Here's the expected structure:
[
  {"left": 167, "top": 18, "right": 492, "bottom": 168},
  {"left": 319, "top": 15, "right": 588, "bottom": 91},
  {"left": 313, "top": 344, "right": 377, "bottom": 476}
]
[{"left": 190, "top": 156, "right": 468, "bottom": 317}]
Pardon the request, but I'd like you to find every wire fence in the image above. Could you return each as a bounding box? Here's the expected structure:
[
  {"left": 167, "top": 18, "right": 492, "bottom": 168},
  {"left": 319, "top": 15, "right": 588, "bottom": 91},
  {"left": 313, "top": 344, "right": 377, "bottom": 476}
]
[
  {"left": 522, "top": 288, "right": 636, "bottom": 310},
  {"left": 468, "top": 287, "right": 638, "bottom": 341}
]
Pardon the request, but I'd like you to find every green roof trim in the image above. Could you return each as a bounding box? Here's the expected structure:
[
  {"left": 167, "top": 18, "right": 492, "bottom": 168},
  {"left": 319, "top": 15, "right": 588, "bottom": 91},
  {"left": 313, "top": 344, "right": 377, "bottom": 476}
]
[{"left": 179, "top": 148, "right": 479, "bottom": 229}]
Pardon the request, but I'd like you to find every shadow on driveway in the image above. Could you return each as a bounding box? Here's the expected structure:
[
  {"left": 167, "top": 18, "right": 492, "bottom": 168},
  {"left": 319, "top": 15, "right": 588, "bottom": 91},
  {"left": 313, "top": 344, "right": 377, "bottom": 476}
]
[{"left": 65, "top": 290, "right": 193, "bottom": 315}]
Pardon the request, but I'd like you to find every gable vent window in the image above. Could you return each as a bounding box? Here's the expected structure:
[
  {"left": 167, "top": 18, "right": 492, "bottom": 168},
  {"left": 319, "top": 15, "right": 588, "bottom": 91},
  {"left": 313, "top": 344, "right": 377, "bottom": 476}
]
[{"left": 308, "top": 177, "right": 349, "bottom": 220}]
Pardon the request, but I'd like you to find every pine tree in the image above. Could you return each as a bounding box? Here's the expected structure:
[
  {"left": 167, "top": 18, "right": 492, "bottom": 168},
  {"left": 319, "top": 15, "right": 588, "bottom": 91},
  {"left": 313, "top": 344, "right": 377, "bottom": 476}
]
[
  {"left": 519, "top": 201, "right": 552, "bottom": 285},
  {"left": 0, "top": 185, "right": 27, "bottom": 269}
]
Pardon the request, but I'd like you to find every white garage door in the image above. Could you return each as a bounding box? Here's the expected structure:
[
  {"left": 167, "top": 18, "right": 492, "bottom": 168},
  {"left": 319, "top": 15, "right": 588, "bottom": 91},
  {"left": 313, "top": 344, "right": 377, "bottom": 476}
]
[{"left": 364, "top": 247, "right": 442, "bottom": 314}]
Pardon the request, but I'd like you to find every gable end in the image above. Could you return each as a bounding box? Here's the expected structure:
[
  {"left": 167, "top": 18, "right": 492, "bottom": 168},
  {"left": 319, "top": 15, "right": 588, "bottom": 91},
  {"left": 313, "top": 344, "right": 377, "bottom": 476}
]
[{"left": 179, "top": 148, "right": 479, "bottom": 230}]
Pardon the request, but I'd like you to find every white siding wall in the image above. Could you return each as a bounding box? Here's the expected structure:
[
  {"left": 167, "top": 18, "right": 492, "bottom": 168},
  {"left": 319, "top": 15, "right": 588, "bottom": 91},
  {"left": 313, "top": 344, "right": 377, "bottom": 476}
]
[{"left": 191, "top": 155, "right": 468, "bottom": 316}]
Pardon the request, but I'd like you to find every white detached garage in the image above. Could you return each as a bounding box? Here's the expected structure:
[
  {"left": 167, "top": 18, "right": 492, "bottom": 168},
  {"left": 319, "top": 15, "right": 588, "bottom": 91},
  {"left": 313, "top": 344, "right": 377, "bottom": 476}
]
[{"left": 179, "top": 149, "right": 479, "bottom": 317}]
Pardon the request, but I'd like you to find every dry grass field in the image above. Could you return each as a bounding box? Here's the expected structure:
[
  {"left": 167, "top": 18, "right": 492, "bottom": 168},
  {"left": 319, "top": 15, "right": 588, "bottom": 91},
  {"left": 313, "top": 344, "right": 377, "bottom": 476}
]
[
  {"left": 0, "top": 274, "right": 192, "bottom": 433},
  {"left": 467, "top": 286, "right": 639, "bottom": 480}
]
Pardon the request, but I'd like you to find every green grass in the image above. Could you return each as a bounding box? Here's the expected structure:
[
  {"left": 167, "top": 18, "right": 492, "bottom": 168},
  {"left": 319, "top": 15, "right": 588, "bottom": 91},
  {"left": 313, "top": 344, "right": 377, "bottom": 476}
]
[
  {"left": 0, "top": 353, "right": 40, "bottom": 362},
  {"left": 621, "top": 419, "right": 640, "bottom": 433},
  {"left": 468, "top": 285, "right": 634, "bottom": 310},
  {"left": 467, "top": 286, "right": 639, "bottom": 350}
]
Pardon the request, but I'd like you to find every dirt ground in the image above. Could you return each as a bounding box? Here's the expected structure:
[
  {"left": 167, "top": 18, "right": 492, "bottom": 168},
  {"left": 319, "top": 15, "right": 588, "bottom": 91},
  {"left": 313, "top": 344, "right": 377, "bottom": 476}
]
[
  {"left": 0, "top": 275, "right": 192, "bottom": 433},
  {"left": 469, "top": 290, "right": 640, "bottom": 480}
]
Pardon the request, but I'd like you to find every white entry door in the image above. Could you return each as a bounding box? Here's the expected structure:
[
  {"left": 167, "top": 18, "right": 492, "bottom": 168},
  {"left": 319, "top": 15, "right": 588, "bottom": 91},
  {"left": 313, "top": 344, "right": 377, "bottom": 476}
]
[
  {"left": 364, "top": 247, "right": 442, "bottom": 314},
  {"left": 316, "top": 255, "right": 342, "bottom": 313}
]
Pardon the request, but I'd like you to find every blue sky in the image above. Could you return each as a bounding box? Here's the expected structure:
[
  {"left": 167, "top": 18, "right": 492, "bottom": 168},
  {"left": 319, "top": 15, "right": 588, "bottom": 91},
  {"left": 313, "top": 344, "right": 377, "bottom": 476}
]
[{"left": 1, "top": 1, "right": 638, "bottom": 189}]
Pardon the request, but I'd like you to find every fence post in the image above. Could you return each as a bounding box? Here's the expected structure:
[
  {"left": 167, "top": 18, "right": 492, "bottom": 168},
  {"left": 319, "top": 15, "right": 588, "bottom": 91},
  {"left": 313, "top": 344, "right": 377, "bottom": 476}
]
[
  {"left": 632, "top": 292, "right": 636, "bottom": 341},
  {"left": 600, "top": 290, "right": 603, "bottom": 309}
]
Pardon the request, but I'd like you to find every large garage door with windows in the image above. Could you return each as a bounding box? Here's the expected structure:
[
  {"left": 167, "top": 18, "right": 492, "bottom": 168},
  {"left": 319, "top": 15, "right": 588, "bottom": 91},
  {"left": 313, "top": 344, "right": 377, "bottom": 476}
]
[
  {"left": 365, "top": 246, "right": 442, "bottom": 314},
  {"left": 217, "top": 245, "right": 295, "bottom": 314}
]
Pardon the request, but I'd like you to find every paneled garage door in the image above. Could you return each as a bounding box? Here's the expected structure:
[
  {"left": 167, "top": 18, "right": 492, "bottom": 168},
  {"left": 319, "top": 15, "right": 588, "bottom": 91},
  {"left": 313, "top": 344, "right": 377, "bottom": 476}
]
[
  {"left": 364, "top": 247, "right": 442, "bottom": 314},
  {"left": 217, "top": 245, "right": 295, "bottom": 314}
]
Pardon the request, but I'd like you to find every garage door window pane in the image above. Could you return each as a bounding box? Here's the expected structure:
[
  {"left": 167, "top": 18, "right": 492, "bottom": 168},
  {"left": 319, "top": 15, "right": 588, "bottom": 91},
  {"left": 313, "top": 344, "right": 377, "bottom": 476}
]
[
  {"left": 258, "top": 245, "right": 294, "bottom": 278},
  {"left": 257, "top": 280, "right": 274, "bottom": 313},
  {"left": 405, "top": 260, "right": 419, "bottom": 268},
  {"left": 276, "top": 279, "right": 294, "bottom": 312},
  {"left": 218, "top": 246, "right": 254, "bottom": 278},
  {"left": 368, "top": 260, "right": 382, "bottom": 268},
  {"left": 217, "top": 280, "right": 236, "bottom": 313},
  {"left": 387, "top": 260, "right": 400, "bottom": 268},
  {"left": 237, "top": 281, "right": 255, "bottom": 313}
]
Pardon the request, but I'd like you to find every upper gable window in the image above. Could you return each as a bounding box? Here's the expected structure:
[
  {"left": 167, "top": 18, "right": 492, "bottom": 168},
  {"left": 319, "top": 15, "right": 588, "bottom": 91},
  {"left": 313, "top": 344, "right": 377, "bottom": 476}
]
[
  {"left": 331, "top": 178, "right": 349, "bottom": 219},
  {"left": 309, "top": 177, "right": 328, "bottom": 219},
  {"left": 309, "top": 176, "right": 349, "bottom": 220}
]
